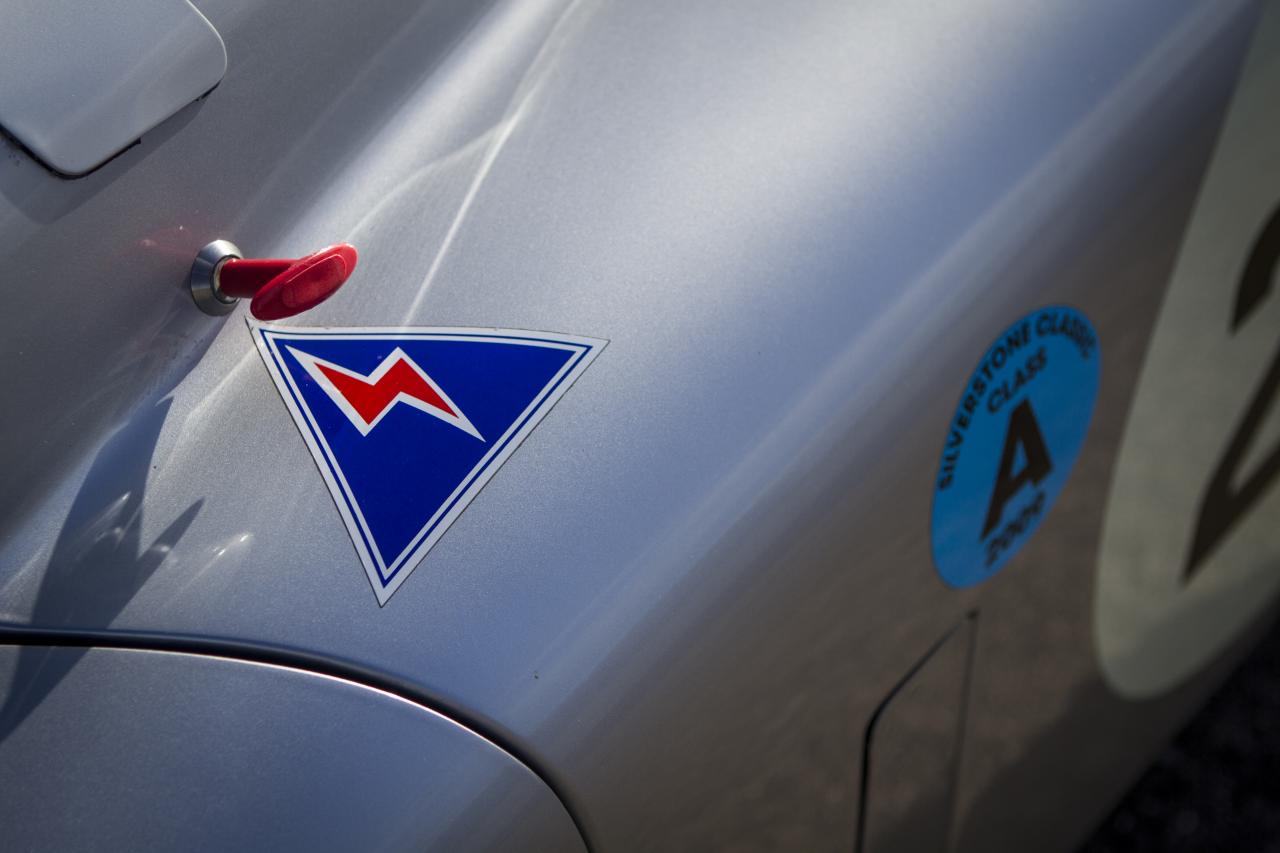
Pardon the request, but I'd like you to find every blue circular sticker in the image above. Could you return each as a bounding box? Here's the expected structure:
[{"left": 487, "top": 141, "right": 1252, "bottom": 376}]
[{"left": 931, "top": 306, "right": 1100, "bottom": 587}]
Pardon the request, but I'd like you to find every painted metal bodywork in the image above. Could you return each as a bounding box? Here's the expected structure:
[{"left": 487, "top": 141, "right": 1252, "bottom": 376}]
[
  {"left": 0, "top": 0, "right": 1276, "bottom": 850},
  {"left": 0, "top": 646, "right": 586, "bottom": 852},
  {"left": 0, "top": 0, "right": 227, "bottom": 176}
]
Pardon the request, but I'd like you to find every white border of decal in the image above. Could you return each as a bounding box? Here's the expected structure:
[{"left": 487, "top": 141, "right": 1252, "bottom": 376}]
[{"left": 251, "top": 323, "right": 607, "bottom": 605}]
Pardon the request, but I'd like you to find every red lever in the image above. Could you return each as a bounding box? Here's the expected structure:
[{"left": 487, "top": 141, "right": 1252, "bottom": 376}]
[{"left": 217, "top": 244, "right": 358, "bottom": 320}]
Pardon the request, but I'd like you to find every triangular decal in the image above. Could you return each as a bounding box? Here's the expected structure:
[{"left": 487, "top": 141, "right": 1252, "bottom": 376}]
[{"left": 252, "top": 323, "right": 606, "bottom": 604}]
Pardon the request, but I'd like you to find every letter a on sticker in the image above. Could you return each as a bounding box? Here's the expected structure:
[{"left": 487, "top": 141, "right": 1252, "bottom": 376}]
[
  {"left": 252, "top": 324, "right": 606, "bottom": 604},
  {"left": 982, "top": 399, "right": 1053, "bottom": 538}
]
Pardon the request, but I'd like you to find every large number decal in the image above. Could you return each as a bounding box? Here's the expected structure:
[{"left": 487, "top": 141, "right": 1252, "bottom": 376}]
[
  {"left": 1094, "top": 5, "right": 1280, "bottom": 697},
  {"left": 1187, "top": 205, "right": 1280, "bottom": 580}
]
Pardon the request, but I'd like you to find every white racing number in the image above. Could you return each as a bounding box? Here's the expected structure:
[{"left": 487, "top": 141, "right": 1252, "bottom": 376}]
[{"left": 1095, "top": 6, "right": 1280, "bottom": 697}]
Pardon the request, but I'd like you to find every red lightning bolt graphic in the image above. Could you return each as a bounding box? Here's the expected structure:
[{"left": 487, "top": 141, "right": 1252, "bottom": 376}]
[{"left": 286, "top": 346, "right": 483, "bottom": 439}]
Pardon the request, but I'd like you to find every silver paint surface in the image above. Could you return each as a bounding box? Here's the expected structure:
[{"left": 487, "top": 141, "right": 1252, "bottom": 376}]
[
  {"left": 860, "top": 618, "right": 974, "bottom": 853},
  {"left": 0, "top": 0, "right": 227, "bottom": 176},
  {"left": 0, "top": 645, "right": 586, "bottom": 851},
  {"left": 0, "top": 0, "right": 1273, "bottom": 850}
]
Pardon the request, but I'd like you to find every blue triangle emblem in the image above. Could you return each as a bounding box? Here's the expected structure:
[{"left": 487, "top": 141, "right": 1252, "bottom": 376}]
[{"left": 252, "top": 324, "right": 606, "bottom": 604}]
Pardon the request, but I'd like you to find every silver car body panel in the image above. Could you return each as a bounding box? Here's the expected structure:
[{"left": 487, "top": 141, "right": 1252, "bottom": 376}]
[
  {"left": 0, "top": 0, "right": 228, "bottom": 176},
  {"left": 0, "top": 0, "right": 1276, "bottom": 850},
  {"left": 0, "top": 645, "right": 586, "bottom": 852}
]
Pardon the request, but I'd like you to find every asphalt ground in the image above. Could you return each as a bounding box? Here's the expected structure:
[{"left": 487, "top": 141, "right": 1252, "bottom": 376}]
[{"left": 1079, "top": 617, "right": 1280, "bottom": 853}]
